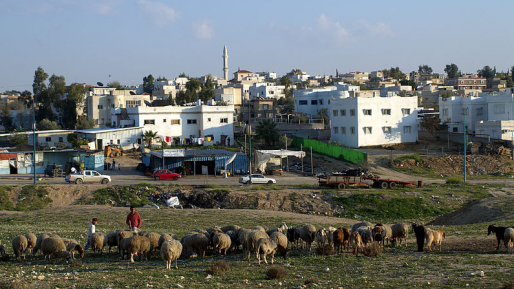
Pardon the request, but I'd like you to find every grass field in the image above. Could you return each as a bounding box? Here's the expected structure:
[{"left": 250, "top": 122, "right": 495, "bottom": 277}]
[{"left": 1, "top": 183, "right": 514, "bottom": 288}]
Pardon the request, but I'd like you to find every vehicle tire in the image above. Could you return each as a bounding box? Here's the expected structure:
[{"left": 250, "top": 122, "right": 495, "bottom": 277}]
[
  {"left": 155, "top": 176, "right": 160, "bottom": 180},
  {"left": 75, "top": 179, "right": 83, "bottom": 184},
  {"left": 101, "top": 178, "right": 109, "bottom": 184},
  {"left": 337, "top": 183, "right": 346, "bottom": 190},
  {"left": 380, "top": 181, "right": 388, "bottom": 189},
  {"left": 173, "top": 176, "right": 178, "bottom": 181},
  {"left": 388, "top": 182, "right": 397, "bottom": 189},
  {"left": 268, "top": 180, "right": 273, "bottom": 184}
]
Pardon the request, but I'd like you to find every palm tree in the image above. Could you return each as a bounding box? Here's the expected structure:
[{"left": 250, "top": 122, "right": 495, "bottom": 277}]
[
  {"left": 256, "top": 119, "right": 279, "bottom": 148},
  {"left": 142, "top": 130, "right": 158, "bottom": 148}
]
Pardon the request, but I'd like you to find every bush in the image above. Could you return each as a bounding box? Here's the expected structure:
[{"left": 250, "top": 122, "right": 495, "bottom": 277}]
[
  {"left": 16, "top": 185, "right": 52, "bottom": 211},
  {"left": 446, "top": 177, "right": 463, "bottom": 185},
  {"left": 316, "top": 244, "right": 334, "bottom": 256},
  {"left": 266, "top": 266, "right": 289, "bottom": 280},
  {"left": 304, "top": 278, "right": 319, "bottom": 285},
  {"left": 0, "top": 187, "right": 14, "bottom": 211},
  {"left": 206, "top": 261, "right": 230, "bottom": 275},
  {"left": 362, "top": 242, "right": 383, "bottom": 257}
]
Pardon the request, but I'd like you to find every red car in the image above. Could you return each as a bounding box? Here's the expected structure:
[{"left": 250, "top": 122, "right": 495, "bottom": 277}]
[{"left": 153, "top": 169, "right": 181, "bottom": 181}]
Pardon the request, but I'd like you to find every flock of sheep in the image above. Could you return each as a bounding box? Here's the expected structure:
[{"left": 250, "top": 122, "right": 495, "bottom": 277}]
[{"left": 0, "top": 220, "right": 468, "bottom": 270}]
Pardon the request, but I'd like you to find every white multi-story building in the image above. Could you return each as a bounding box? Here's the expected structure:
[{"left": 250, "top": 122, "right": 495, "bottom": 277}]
[
  {"left": 294, "top": 84, "right": 417, "bottom": 147},
  {"left": 248, "top": 83, "right": 286, "bottom": 100},
  {"left": 439, "top": 88, "right": 514, "bottom": 140},
  {"left": 112, "top": 104, "right": 235, "bottom": 146}
]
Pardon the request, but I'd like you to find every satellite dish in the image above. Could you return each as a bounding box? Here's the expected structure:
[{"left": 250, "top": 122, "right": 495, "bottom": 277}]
[
  {"left": 144, "top": 101, "right": 152, "bottom": 107},
  {"left": 97, "top": 82, "right": 104, "bottom": 86},
  {"left": 129, "top": 91, "right": 136, "bottom": 95}
]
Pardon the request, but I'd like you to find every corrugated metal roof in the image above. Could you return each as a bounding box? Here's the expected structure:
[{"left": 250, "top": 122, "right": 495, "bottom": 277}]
[
  {"left": 75, "top": 127, "right": 144, "bottom": 134},
  {"left": 151, "top": 149, "right": 243, "bottom": 158}
]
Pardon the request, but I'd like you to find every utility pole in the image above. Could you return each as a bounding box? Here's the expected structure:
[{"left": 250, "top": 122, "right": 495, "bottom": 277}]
[
  {"left": 32, "top": 96, "right": 36, "bottom": 184},
  {"left": 248, "top": 99, "right": 252, "bottom": 183},
  {"left": 463, "top": 108, "right": 467, "bottom": 183}
]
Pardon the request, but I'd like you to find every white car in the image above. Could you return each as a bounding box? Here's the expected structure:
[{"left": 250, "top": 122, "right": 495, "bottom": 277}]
[
  {"left": 239, "top": 174, "right": 276, "bottom": 184},
  {"left": 65, "top": 170, "right": 111, "bottom": 184}
]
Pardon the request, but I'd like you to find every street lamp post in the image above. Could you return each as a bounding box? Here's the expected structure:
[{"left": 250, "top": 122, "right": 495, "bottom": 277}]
[
  {"left": 32, "top": 96, "right": 36, "bottom": 184},
  {"left": 248, "top": 99, "right": 252, "bottom": 184},
  {"left": 463, "top": 108, "right": 467, "bottom": 183}
]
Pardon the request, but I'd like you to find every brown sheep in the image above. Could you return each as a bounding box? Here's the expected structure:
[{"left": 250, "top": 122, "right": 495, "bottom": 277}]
[
  {"left": 145, "top": 232, "right": 161, "bottom": 251},
  {"left": 270, "top": 231, "right": 288, "bottom": 259},
  {"left": 255, "top": 238, "right": 278, "bottom": 265},
  {"left": 425, "top": 229, "right": 445, "bottom": 252},
  {"left": 33, "top": 233, "right": 50, "bottom": 256},
  {"left": 212, "top": 232, "right": 231, "bottom": 256},
  {"left": 41, "top": 237, "right": 72, "bottom": 261},
  {"left": 391, "top": 223, "right": 409, "bottom": 247},
  {"left": 246, "top": 230, "right": 269, "bottom": 262},
  {"left": 12, "top": 235, "right": 28, "bottom": 261},
  {"left": 333, "top": 228, "right": 345, "bottom": 254},
  {"left": 128, "top": 235, "right": 152, "bottom": 263}
]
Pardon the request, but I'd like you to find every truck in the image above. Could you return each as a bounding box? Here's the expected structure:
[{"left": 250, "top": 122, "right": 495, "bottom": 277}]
[
  {"left": 105, "top": 145, "right": 122, "bottom": 158},
  {"left": 65, "top": 170, "right": 111, "bottom": 184}
]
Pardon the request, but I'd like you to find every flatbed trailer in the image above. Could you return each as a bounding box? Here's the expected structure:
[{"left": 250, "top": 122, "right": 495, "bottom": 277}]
[
  {"left": 363, "top": 177, "right": 417, "bottom": 189},
  {"left": 318, "top": 175, "right": 370, "bottom": 190}
]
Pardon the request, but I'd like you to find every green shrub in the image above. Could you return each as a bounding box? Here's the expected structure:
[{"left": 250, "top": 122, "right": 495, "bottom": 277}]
[
  {"left": 446, "top": 177, "right": 463, "bottom": 185},
  {"left": 0, "top": 187, "right": 14, "bottom": 211},
  {"left": 266, "top": 266, "right": 288, "bottom": 280},
  {"left": 206, "top": 261, "right": 230, "bottom": 275},
  {"left": 16, "top": 185, "right": 52, "bottom": 211}
]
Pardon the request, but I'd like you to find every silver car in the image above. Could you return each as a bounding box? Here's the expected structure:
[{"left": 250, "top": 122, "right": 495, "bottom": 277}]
[{"left": 239, "top": 174, "right": 276, "bottom": 184}]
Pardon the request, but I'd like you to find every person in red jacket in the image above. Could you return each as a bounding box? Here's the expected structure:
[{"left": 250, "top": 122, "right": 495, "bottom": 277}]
[{"left": 126, "top": 206, "right": 141, "bottom": 232}]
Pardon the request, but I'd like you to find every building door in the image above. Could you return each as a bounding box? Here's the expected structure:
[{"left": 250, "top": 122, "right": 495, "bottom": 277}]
[
  {"left": 97, "top": 139, "right": 103, "bottom": 151},
  {"left": 220, "top": 135, "right": 227, "bottom": 146},
  {"left": 9, "top": 159, "right": 17, "bottom": 174}
]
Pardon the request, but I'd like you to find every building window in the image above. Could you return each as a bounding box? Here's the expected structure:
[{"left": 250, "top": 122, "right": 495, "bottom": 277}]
[
  {"left": 170, "top": 119, "right": 180, "bottom": 125},
  {"left": 220, "top": 118, "right": 228, "bottom": 123},
  {"left": 319, "top": 100, "right": 323, "bottom": 105},
  {"left": 59, "top": 137, "right": 63, "bottom": 142},
  {"left": 364, "top": 109, "right": 372, "bottom": 116},
  {"left": 163, "top": 119, "right": 166, "bottom": 123},
  {"left": 404, "top": 126, "right": 411, "bottom": 134},
  {"left": 144, "top": 119, "right": 155, "bottom": 125},
  {"left": 363, "top": 127, "right": 372, "bottom": 134},
  {"left": 453, "top": 127, "right": 458, "bottom": 132},
  {"left": 126, "top": 100, "right": 141, "bottom": 107},
  {"left": 340, "top": 109, "right": 346, "bottom": 116},
  {"left": 494, "top": 104, "right": 505, "bottom": 114},
  {"left": 442, "top": 108, "right": 448, "bottom": 116},
  {"left": 382, "top": 109, "right": 391, "bottom": 115},
  {"left": 341, "top": 127, "right": 346, "bottom": 134},
  {"left": 476, "top": 108, "right": 483, "bottom": 115},
  {"left": 111, "top": 104, "right": 115, "bottom": 108},
  {"left": 333, "top": 110, "right": 338, "bottom": 117},
  {"left": 383, "top": 126, "right": 391, "bottom": 134},
  {"left": 207, "top": 118, "right": 211, "bottom": 122},
  {"left": 45, "top": 137, "right": 51, "bottom": 142},
  {"left": 263, "top": 104, "right": 269, "bottom": 109},
  {"left": 117, "top": 139, "right": 120, "bottom": 144},
  {"left": 187, "top": 119, "right": 197, "bottom": 124},
  {"left": 311, "top": 100, "right": 318, "bottom": 105},
  {"left": 333, "top": 127, "right": 339, "bottom": 134},
  {"left": 98, "top": 105, "right": 103, "bottom": 109},
  {"left": 350, "top": 127, "right": 355, "bottom": 135},
  {"left": 402, "top": 108, "right": 411, "bottom": 115},
  {"left": 350, "top": 109, "right": 355, "bottom": 116},
  {"left": 299, "top": 100, "right": 307, "bottom": 105}
]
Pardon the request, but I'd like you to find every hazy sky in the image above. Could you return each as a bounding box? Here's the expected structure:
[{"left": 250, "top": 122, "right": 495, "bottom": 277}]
[{"left": 1, "top": 0, "right": 513, "bottom": 92}]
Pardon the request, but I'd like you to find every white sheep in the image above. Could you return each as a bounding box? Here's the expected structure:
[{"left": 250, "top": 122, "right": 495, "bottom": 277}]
[
  {"left": 12, "top": 235, "right": 28, "bottom": 261},
  {"left": 373, "top": 224, "right": 392, "bottom": 246},
  {"left": 212, "top": 232, "right": 231, "bottom": 256},
  {"left": 316, "top": 228, "right": 327, "bottom": 248},
  {"left": 237, "top": 229, "right": 252, "bottom": 253},
  {"left": 160, "top": 239, "right": 183, "bottom": 270},
  {"left": 129, "top": 235, "right": 152, "bottom": 263},
  {"left": 117, "top": 230, "right": 137, "bottom": 255},
  {"left": 33, "top": 233, "right": 50, "bottom": 255},
  {"left": 25, "top": 233, "right": 37, "bottom": 254},
  {"left": 270, "top": 231, "right": 288, "bottom": 259},
  {"left": 145, "top": 232, "right": 161, "bottom": 251},
  {"left": 352, "top": 221, "right": 373, "bottom": 233},
  {"left": 221, "top": 225, "right": 241, "bottom": 233},
  {"left": 326, "top": 227, "right": 337, "bottom": 248},
  {"left": 246, "top": 230, "right": 269, "bottom": 262},
  {"left": 504, "top": 228, "right": 514, "bottom": 253},
  {"left": 61, "top": 238, "right": 85, "bottom": 259},
  {"left": 255, "top": 238, "right": 278, "bottom": 265},
  {"left": 91, "top": 232, "right": 107, "bottom": 254},
  {"left": 356, "top": 226, "right": 373, "bottom": 245},
  {"left": 391, "top": 223, "right": 409, "bottom": 247},
  {"left": 119, "top": 236, "right": 133, "bottom": 260},
  {"left": 41, "top": 237, "right": 72, "bottom": 261},
  {"left": 181, "top": 232, "right": 209, "bottom": 258},
  {"left": 300, "top": 224, "right": 316, "bottom": 251}
]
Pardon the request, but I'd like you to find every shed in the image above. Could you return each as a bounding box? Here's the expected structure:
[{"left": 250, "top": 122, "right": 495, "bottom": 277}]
[{"left": 75, "top": 127, "right": 144, "bottom": 151}]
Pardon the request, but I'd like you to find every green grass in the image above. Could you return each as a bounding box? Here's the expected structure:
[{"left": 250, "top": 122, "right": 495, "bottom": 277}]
[
  {"left": 0, "top": 186, "right": 14, "bottom": 210},
  {"left": 15, "top": 185, "right": 52, "bottom": 211}
]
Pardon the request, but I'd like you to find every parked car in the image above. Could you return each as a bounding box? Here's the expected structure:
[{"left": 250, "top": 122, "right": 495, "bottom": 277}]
[
  {"left": 65, "top": 170, "right": 111, "bottom": 184},
  {"left": 239, "top": 174, "right": 276, "bottom": 184},
  {"left": 265, "top": 165, "right": 283, "bottom": 175},
  {"left": 153, "top": 169, "right": 181, "bottom": 181}
]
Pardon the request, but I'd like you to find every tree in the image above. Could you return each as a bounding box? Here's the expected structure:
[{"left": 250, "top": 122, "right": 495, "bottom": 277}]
[
  {"left": 418, "top": 65, "right": 433, "bottom": 74},
  {"left": 441, "top": 91, "right": 453, "bottom": 98},
  {"left": 444, "top": 63, "right": 460, "bottom": 79},
  {"left": 382, "top": 67, "right": 406, "bottom": 81},
  {"left": 420, "top": 115, "right": 442, "bottom": 137},
  {"left": 316, "top": 108, "right": 330, "bottom": 128},
  {"left": 477, "top": 66, "right": 495, "bottom": 79},
  {"left": 107, "top": 81, "right": 122, "bottom": 90},
  {"left": 32, "top": 66, "right": 49, "bottom": 103},
  {"left": 0, "top": 102, "right": 14, "bottom": 132},
  {"left": 199, "top": 75, "right": 215, "bottom": 103},
  {"left": 156, "top": 76, "right": 168, "bottom": 81},
  {"left": 142, "top": 130, "right": 158, "bottom": 148},
  {"left": 67, "top": 133, "right": 89, "bottom": 148},
  {"left": 38, "top": 118, "right": 61, "bottom": 130},
  {"left": 19, "top": 90, "right": 32, "bottom": 108},
  {"left": 143, "top": 74, "right": 155, "bottom": 94},
  {"left": 255, "top": 119, "right": 279, "bottom": 148},
  {"left": 47, "top": 74, "right": 66, "bottom": 105},
  {"left": 75, "top": 116, "right": 95, "bottom": 129},
  {"left": 178, "top": 72, "right": 187, "bottom": 78}
]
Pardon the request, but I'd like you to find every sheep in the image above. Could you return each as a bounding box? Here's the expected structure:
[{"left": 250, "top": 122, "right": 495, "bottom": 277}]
[
  {"left": 91, "top": 232, "right": 107, "bottom": 254},
  {"left": 158, "top": 233, "right": 174, "bottom": 249},
  {"left": 326, "top": 227, "right": 337, "bottom": 248},
  {"left": 106, "top": 231, "right": 119, "bottom": 254},
  {"left": 286, "top": 227, "right": 299, "bottom": 249},
  {"left": 252, "top": 226, "right": 267, "bottom": 233},
  {"left": 425, "top": 228, "right": 445, "bottom": 252},
  {"left": 356, "top": 226, "right": 373, "bottom": 245},
  {"left": 12, "top": 235, "right": 28, "bottom": 261},
  {"left": 504, "top": 228, "right": 514, "bottom": 253},
  {"left": 212, "top": 232, "right": 232, "bottom": 256},
  {"left": 221, "top": 225, "right": 241, "bottom": 233},
  {"left": 0, "top": 242, "right": 5, "bottom": 256},
  {"left": 145, "top": 233, "right": 161, "bottom": 251},
  {"left": 350, "top": 231, "right": 363, "bottom": 248},
  {"left": 41, "top": 237, "right": 72, "bottom": 261},
  {"left": 33, "top": 233, "right": 50, "bottom": 255},
  {"left": 300, "top": 224, "right": 316, "bottom": 251},
  {"left": 391, "top": 223, "right": 409, "bottom": 247},
  {"left": 117, "top": 230, "right": 137, "bottom": 254},
  {"left": 352, "top": 221, "right": 373, "bottom": 233},
  {"left": 316, "top": 228, "right": 327, "bottom": 249},
  {"left": 246, "top": 230, "right": 269, "bottom": 262},
  {"left": 412, "top": 223, "right": 425, "bottom": 252},
  {"left": 333, "top": 228, "right": 345, "bottom": 254},
  {"left": 25, "top": 233, "right": 37, "bottom": 254},
  {"left": 270, "top": 231, "right": 288, "bottom": 259},
  {"left": 61, "top": 238, "right": 85, "bottom": 259},
  {"left": 181, "top": 232, "right": 209, "bottom": 258},
  {"left": 225, "top": 230, "right": 240, "bottom": 251},
  {"left": 373, "top": 224, "right": 392, "bottom": 247},
  {"left": 488, "top": 225, "right": 511, "bottom": 250},
  {"left": 255, "top": 238, "right": 278, "bottom": 265},
  {"left": 207, "top": 226, "right": 223, "bottom": 236},
  {"left": 237, "top": 229, "right": 252, "bottom": 253},
  {"left": 119, "top": 237, "right": 133, "bottom": 260},
  {"left": 160, "top": 239, "right": 183, "bottom": 270},
  {"left": 128, "top": 235, "right": 152, "bottom": 263}
]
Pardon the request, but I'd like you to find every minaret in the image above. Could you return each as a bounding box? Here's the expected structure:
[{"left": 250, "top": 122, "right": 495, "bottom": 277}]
[{"left": 222, "top": 44, "right": 229, "bottom": 80}]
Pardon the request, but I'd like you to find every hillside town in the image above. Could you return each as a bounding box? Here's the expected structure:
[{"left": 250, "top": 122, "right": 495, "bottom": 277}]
[{"left": 0, "top": 45, "right": 513, "bottom": 177}]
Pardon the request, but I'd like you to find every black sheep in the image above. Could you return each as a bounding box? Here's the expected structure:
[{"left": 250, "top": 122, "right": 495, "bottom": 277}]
[
  {"left": 487, "top": 225, "right": 510, "bottom": 250},
  {"left": 412, "top": 223, "right": 425, "bottom": 252}
]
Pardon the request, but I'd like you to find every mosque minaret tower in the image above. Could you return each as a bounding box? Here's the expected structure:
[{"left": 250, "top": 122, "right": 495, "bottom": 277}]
[{"left": 222, "top": 44, "right": 229, "bottom": 80}]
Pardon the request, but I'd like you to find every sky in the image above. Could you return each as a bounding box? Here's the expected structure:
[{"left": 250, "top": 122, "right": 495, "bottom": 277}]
[{"left": 1, "top": 0, "right": 513, "bottom": 93}]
